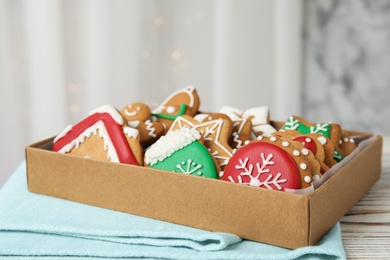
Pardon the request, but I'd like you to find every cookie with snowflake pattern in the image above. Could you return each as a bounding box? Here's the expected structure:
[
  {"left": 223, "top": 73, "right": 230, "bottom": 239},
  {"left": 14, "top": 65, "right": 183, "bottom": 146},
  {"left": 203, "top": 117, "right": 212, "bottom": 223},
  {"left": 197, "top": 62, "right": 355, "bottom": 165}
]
[
  {"left": 281, "top": 115, "right": 345, "bottom": 162},
  {"left": 144, "top": 127, "right": 219, "bottom": 179},
  {"left": 151, "top": 86, "right": 200, "bottom": 133},
  {"left": 223, "top": 135, "right": 320, "bottom": 190},
  {"left": 53, "top": 105, "right": 143, "bottom": 166},
  {"left": 120, "top": 102, "right": 165, "bottom": 148}
]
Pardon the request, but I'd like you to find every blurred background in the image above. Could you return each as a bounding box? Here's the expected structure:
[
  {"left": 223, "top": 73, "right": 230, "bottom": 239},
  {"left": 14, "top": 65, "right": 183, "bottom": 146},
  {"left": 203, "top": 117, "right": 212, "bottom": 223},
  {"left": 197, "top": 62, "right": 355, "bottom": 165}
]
[{"left": 1, "top": 0, "right": 389, "bottom": 187}]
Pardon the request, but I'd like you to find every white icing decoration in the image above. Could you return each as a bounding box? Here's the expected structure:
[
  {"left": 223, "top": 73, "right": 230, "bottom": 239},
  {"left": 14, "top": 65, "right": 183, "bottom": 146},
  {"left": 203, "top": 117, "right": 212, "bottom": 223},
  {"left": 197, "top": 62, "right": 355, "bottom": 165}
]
[
  {"left": 169, "top": 117, "right": 233, "bottom": 168},
  {"left": 317, "top": 136, "right": 327, "bottom": 145},
  {"left": 310, "top": 123, "right": 329, "bottom": 134},
  {"left": 123, "top": 127, "right": 139, "bottom": 139},
  {"left": 145, "top": 119, "right": 157, "bottom": 137},
  {"left": 305, "top": 138, "right": 311, "bottom": 143},
  {"left": 127, "top": 120, "right": 140, "bottom": 128},
  {"left": 300, "top": 163, "right": 307, "bottom": 170},
  {"left": 176, "top": 159, "right": 203, "bottom": 175},
  {"left": 124, "top": 105, "right": 139, "bottom": 117},
  {"left": 293, "top": 150, "right": 300, "bottom": 156},
  {"left": 219, "top": 171, "right": 224, "bottom": 177},
  {"left": 166, "top": 106, "right": 176, "bottom": 114},
  {"left": 231, "top": 153, "right": 287, "bottom": 190},
  {"left": 144, "top": 127, "right": 201, "bottom": 166},
  {"left": 313, "top": 174, "right": 320, "bottom": 180},
  {"left": 304, "top": 176, "right": 311, "bottom": 183},
  {"left": 301, "top": 148, "right": 309, "bottom": 156},
  {"left": 243, "top": 139, "right": 250, "bottom": 146},
  {"left": 350, "top": 139, "right": 355, "bottom": 143},
  {"left": 282, "top": 141, "right": 289, "bottom": 147},
  {"left": 257, "top": 136, "right": 264, "bottom": 141},
  {"left": 152, "top": 86, "right": 196, "bottom": 114},
  {"left": 344, "top": 138, "right": 348, "bottom": 142},
  {"left": 54, "top": 124, "right": 73, "bottom": 143},
  {"left": 194, "top": 114, "right": 209, "bottom": 122},
  {"left": 89, "top": 105, "right": 124, "bottom": 125},
  {"left": 284, "top": 117, "right": 300, "bottom": 130},
  {"left": 234, "top": 132, "right": 245, "bottom": 148},
  {"left": 269, "top": 136, "right": 277, "bottom": 142},
  {"left": 57, "top": 121, "right": 119, "bottom": 162}
]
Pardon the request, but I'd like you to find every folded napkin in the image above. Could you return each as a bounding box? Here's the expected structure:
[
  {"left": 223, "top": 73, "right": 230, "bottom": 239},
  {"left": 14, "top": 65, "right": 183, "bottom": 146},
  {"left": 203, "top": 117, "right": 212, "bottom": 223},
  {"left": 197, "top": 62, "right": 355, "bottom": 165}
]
[{"left": 0, "top": 161, "right": 346, "bottom": 259}]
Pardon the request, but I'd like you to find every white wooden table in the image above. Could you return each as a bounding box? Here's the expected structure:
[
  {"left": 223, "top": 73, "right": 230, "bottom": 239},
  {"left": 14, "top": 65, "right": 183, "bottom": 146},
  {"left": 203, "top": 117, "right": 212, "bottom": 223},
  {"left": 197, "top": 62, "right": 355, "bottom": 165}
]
[{"left": 341, "top": 136, "right": 390, "bottom": 258}]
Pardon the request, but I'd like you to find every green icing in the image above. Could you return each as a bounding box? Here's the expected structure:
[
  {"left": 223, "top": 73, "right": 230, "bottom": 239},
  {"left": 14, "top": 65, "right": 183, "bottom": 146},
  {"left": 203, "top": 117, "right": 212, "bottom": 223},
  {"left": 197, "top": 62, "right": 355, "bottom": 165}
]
[
  {"left": 333, "top": 150, "right": 345, "bottom": 162},
  {"left": 151, "top": 103, "right": 187, "bottom": 121},
  {"left": 282, "top": 116, "right": 332, "bottom": 138},
  {"left": 150, "top": 141, "right": 218, "bottom": 179}
]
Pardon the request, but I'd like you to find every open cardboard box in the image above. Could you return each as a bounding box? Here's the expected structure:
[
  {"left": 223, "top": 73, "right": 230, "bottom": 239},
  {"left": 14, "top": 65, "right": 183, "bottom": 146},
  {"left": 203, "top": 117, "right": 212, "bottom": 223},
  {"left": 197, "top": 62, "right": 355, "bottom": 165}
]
[{"left": 25, "top": 125, "right": 383, "bottom": 249}]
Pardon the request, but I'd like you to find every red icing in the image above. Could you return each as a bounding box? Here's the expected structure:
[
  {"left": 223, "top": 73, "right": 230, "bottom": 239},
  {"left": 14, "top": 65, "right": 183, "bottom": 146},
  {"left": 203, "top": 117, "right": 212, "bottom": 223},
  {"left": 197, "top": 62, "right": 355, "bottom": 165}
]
[
  {"left": 53, "top": 113, "right": 139, "bottom": 165},
  {"left": 293, "top": 136, "right": 317, "bottom": 155},
  {"left": 223, "top": 142, "right": 301, "bottom": 191}
]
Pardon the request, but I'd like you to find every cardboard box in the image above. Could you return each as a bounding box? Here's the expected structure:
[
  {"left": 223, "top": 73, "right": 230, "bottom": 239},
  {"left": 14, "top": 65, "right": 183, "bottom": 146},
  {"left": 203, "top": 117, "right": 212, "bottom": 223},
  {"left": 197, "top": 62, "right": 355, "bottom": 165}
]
[{"left": 25, "top": 131, "right": 383, "bottom": 249}]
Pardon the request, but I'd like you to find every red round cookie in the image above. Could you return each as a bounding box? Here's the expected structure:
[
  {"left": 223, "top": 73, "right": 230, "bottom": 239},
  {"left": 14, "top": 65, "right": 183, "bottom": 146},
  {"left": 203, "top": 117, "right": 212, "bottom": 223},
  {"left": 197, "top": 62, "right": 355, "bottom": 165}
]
[
  {"left": 223, "top": 142, "right": 301, "bottom": 191},
  {"left": 293, "top": 136, "right": 317, "bottom": 155}
]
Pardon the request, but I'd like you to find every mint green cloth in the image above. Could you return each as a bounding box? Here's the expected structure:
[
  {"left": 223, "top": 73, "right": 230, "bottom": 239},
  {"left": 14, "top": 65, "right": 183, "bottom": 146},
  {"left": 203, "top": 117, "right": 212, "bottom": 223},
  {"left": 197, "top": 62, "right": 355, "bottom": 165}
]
[{"left": 0, "top": 162, "right": 346, "bottom": 259}]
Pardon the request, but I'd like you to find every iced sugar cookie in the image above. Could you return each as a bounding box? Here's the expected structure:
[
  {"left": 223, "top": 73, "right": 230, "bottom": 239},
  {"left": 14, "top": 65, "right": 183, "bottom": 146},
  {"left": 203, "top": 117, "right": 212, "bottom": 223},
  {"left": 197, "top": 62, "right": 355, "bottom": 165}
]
[
  {"left": 144, "top": 127, "right": 219, "bottom": 179},
  {"left": 151, "top": 86, "right": 200, "bottom": 132},
  {"left": 223, "top": 135, "right": 321, "bottom": 190},
  {"left": 170, "top": 115, "right": 233, "bottom": 172},
  {"left": 53, "top": 105, "right": 143, "bottom": 165}
]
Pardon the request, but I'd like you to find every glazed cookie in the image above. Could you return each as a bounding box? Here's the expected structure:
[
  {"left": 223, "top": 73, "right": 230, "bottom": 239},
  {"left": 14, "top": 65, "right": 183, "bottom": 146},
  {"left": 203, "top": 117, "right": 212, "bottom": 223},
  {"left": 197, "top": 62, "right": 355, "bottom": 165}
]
[
  {"left": 223, "top": 135, "right": 320, "bottom": 191},
  {"left": 120, "top": 102, "right": 165, "bottom": 148},
  {"left": 274, "top": 130, "right": 330, "bottom": 173},
  {"left": 53, "top": 105, "right": 143, "bottom": 166},
  {"left": 151, "top": 86, "right": 200, "bottom": 132},
  {"left": 144, "top": 127, "right": 219, "bottom": 179},
  {"left": 281, "top": 115, "right": 344, "bottom": 162},
  {"left": 220, "top": 106, "right": 276, "bottom": 138},
  {"left": 169, "top": 115, "right": 233, "bottom": 172}
]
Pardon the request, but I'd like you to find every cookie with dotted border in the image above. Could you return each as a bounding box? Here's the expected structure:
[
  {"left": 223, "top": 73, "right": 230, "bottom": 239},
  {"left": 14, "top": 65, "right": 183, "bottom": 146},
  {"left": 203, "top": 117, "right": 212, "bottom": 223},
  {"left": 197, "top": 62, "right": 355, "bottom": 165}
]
[{"left": 223, "top": 135, "right": 319, "bottom": 191}]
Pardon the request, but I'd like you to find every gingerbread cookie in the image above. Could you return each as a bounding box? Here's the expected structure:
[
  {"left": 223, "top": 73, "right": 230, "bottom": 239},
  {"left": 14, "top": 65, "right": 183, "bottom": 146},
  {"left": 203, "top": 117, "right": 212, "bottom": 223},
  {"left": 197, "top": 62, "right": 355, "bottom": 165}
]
[
  {"left": 169, "top": 115, "right": 233, "bottom": 172},
  {"left": 274, "top": 130, "right": 330, "bottom": 173},
  {"left": 120, "top": 102, "right": 165, "bottom": 148},
  {"left": 220, "top": 106, "right": 276, "bottom": 138},
  {"left": 223, "top": 135, "right": 320, "bottom": 191},
  {"left": 144, "top": 127, "right": 219, "bottom": 179},
  {"left": 53, "top": 105, "right": 143, "bottom": 165},
  {"left": 217, "top": 108, "right": 252, "bottom": 149},
  {"left": 338, "top": 130, "right": 357, "bottom": 156},
  {"left": 151, "top": 86, "right": 200, "bottom": 132}
]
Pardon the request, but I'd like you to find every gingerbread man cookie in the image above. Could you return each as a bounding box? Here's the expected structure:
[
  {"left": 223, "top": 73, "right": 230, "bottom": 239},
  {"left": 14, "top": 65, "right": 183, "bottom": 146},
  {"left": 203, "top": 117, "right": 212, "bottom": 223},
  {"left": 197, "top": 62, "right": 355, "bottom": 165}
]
[
  {"left": 53, "top": 105, "right": 143, "bottom": 166},
  {"left": 144, "top": 127, "right": 219, "bottom": 179},
  {"left": 169, "top": 115, "right": 233, "bottom": 172},
  {"left": 151, "top": 86, "right": 200, "bottom": 132},
  {"left": 120, "top": 102, "right": 165, "bottom": 148}
]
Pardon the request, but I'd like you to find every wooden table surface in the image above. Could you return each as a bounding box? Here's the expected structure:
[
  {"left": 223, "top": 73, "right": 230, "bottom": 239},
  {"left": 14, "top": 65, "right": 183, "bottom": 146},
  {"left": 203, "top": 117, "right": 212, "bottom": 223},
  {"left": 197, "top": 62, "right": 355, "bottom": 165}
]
[{"left": 341, "top": 136, "right": 390, "bottom": 259}]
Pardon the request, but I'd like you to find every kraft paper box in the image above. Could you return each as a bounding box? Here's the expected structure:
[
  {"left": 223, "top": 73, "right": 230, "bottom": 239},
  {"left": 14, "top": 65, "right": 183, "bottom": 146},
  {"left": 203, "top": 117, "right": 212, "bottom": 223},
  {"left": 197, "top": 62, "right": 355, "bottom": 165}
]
[{"left": 25, "top": 128, "right": 382, "bottom": 249}]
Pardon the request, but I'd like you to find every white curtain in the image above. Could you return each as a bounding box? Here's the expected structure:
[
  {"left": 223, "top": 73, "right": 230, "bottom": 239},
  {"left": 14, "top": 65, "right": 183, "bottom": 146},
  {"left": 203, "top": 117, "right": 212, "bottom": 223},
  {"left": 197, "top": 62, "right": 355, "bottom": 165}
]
[{"left": 0, "top": 0, "right": 302, "bottom": 186}]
